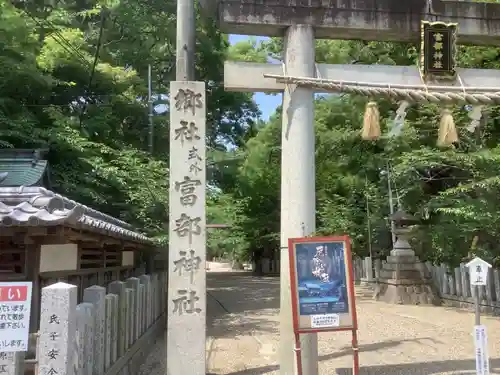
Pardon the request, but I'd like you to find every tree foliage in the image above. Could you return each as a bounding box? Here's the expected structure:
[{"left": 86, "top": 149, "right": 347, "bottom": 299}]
[
  {"left": 0, "top": 0, "right": 257, "bottom": 242},
  {"left": 217, "top": 38, "right": 500, "bottom": 268},
  {"left": 4, "top": 0, "right": 500, "bottom": 268}
]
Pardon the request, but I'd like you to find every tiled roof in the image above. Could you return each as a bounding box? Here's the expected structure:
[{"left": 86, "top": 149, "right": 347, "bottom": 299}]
[
  {"left": 0, "top": 186, "right": 153, "bottom": 244},
  {"left": 0, "top": 158, "right": 47, "bottom": 187}
]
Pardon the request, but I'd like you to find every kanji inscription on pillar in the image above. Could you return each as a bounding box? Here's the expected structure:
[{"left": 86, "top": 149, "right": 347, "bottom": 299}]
[{"left": 167, "top": 81, "right": 206, "bottom": 375}]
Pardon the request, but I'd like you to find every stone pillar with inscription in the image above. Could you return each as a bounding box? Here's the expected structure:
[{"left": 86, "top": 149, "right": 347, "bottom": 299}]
[
  {"left": 38, "top": 282, "right": 78, "bottom": 375},
  {"left": 167, "top": 81, "right": 206, "bottom": 375}
]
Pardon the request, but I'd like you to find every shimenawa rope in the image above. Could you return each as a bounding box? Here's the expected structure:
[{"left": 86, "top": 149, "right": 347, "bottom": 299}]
[{"left": 263, "top": 74, "right": 500, "bottom": 105}]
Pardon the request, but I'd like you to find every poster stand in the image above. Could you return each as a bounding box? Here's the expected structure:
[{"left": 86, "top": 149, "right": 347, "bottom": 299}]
[
  {"left": 288, "top": 235, "right": 359, "bottom": 375},
  {"left": 293, "top": 331, "right": 303, "bottom": 375}
]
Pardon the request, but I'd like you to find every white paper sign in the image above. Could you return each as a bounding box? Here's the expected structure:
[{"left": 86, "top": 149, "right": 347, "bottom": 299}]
[
  {"left": 310, "top": 314, "right": 339, "bottom": 328},
  {"left": 0, "top": 282, "right": 32, "bottom": 352},
  {"left": 474, "top": 325, "right": 490, "bottom": 375},
  {"left": 467, "top": 257, "right": 491, "bottom": 286}
]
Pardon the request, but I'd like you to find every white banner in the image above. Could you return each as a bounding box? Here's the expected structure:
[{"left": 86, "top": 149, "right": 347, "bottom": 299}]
[{"left": 474, "top": 325, "right": 489, "bottom": 375}]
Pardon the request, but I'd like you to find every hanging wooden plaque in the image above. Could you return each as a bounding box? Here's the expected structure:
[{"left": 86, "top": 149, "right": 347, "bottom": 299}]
[{"left": 420, "top": 21, "right": 458, "bottom": 81}]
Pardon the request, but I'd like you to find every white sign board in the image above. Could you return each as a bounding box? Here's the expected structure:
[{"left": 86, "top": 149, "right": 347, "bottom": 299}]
[
  {"left": 466, "top": 257, "right": 491, "bottom": 286},
  {"left": 474, "top": 325, "right": 490, "bottom": 375},
  {"left": 0, "top": 282, "right": 32, "bottom": 352},
  {"left": 310, "top": 314, "right": 339, "bottom": 328}
]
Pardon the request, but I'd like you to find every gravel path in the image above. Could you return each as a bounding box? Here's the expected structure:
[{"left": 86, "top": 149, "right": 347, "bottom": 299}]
[{"left": 140, "top": 271, "right": 500, "bottom": 375}]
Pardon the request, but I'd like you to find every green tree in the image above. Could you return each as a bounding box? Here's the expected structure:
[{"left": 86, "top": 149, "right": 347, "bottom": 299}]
[
  {"left": 0, "top": 0, "right": 261, "bottom": 245},
  {"left": 220, "top": 37, "right": 500, "bottom": 269}
]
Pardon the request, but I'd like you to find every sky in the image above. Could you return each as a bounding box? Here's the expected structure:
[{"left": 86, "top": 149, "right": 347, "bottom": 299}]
[
  {"left": 228, "top": 35, "right": 281, "bottom": 121},
  {"left": 152, "top": 35, "right": 279, "bottom": 117}
]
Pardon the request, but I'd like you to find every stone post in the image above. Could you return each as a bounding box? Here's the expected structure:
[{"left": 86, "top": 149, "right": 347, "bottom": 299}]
[
  {"left": 81, "top": 304, "right": 94, "bottom": 375},
  {"left": 279, "top": 24, "right": 318, "bottom": 375},
  {"left": 0, "top": 352, "right": 23, "bottom": 375},
  {"left": 83, "top": 285, "right": 106, "bottom": 375},
  {"left": 125, "top": 277, "right": 140, "bottom": 341},
  {"left": 38, "top": 282, "right": 78, "bottom": 375},
  {"left": 104, "top": 294, "right": 118, "bottom": 370},
  {"left": 150, "top": 276, "right": 157, "bottom": 324},
  {"left": 108, "top": 281, "right": 127, "bottom": 357},
  {"left": 152, "top": 274, "right": 160, "bottom": 321},
  {"left": 460, "top": 263, "right": 470, "bottom": 298},
  {"left": 75, "top": 302, "right": 94, "bottom": 375},
  {"left": 374, "top": 259, "right": 381, "bottom": 280},
  {"left": 485, "top": 271, "right": 494, "bottom": 304},
  {"left": 493, "top": 269, "right": 500, "bottom": 304},
  {"left": 139, "top": 275, "right": 151, "bottom": 332},
  {"left": 138, "top": 284, "right": 145, "bottom": 336},
  {"left": 455, "top": 267, "right": 462, "bottom": 297},
  {"left": 168, "top": 81, "right": 207, "bottom": 375},
  {"left": 262, "top": 258, "right": 270, "bottom": 274},
  {"left": 440, "top": 264, "right": 449, "bottom": 295},
  {"left": 159, "top": 271, "right": 166, "bottom": 315},
  {"left": 365, "top": 257, "right": 373, "bottom": 282},
  {"left": 125, "top": 288, "right": 133, "bottom": 348},
  {"left": 449, "top": 270, "right": 456, "bottom": 296}
]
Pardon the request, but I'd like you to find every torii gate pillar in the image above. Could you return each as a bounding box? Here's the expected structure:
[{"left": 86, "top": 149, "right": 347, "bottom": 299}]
[{"left": 279, "top": 25, "right": 318, "bottom": 375}]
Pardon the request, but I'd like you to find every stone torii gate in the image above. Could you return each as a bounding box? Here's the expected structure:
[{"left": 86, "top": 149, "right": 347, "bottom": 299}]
[{"left": 200, "top": 1, "right": 500, "bottom": 375}]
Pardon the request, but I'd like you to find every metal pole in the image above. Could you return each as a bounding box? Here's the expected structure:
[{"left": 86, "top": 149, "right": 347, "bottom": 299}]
[
  {"left": 365, "top": 176, "right": 374, "bottom": 281},
  {"left": 365, "top": 175, "right": 373, "bottom": 260},
  {"left": 176, "top": 0, "right": 196, "bottom": 81},
  {"left": 148, "top": 64, "right": 154, "bottom": 154},
  {"left": 387, "top": 164, "right": 397, "bottom": 246},
  {"left": 475, "top": 284, "right": 481, "bottom": 325}
]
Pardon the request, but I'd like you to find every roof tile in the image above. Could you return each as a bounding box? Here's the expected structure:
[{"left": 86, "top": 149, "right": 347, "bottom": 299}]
[{"left": 0, "top": 186, "right": 152, "bottom": 244}]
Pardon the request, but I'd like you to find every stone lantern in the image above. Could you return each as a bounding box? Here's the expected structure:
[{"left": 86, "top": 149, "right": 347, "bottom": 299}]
[
  {"left": 390, "top": 209, "right": 418, "bottom": 257},
  {"left": 374, "top": 209, "right": 439, "bottom": 305}
]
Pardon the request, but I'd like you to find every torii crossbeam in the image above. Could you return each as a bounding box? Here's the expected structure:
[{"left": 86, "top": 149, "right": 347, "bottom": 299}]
[
  {"left": 224, "top": 62, "right": 500, "bottom": 94},
  {"left": 201, "top": 0, "right": 500, "bottom": 46}
]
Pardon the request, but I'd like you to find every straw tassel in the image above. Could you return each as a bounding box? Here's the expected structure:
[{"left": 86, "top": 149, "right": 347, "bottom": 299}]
[
  {"left": 437, "top": 108, "right": 459, "bottom": 147},
  {"left": 361, "top": 101, "right": 380, "bottom": 140}
]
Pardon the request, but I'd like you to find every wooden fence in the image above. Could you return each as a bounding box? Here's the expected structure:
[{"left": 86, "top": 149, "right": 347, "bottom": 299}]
[
  {"left": 352, "top": 256, "right": 500, "bottom": 314},
  {"left": 1, "top": 271, "right": 167, "bottom": 375}
]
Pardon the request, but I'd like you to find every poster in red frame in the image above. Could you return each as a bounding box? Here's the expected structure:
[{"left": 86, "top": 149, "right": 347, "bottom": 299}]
[{"left": 288, "top": 235, "right": 358, "bottom": 334}]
